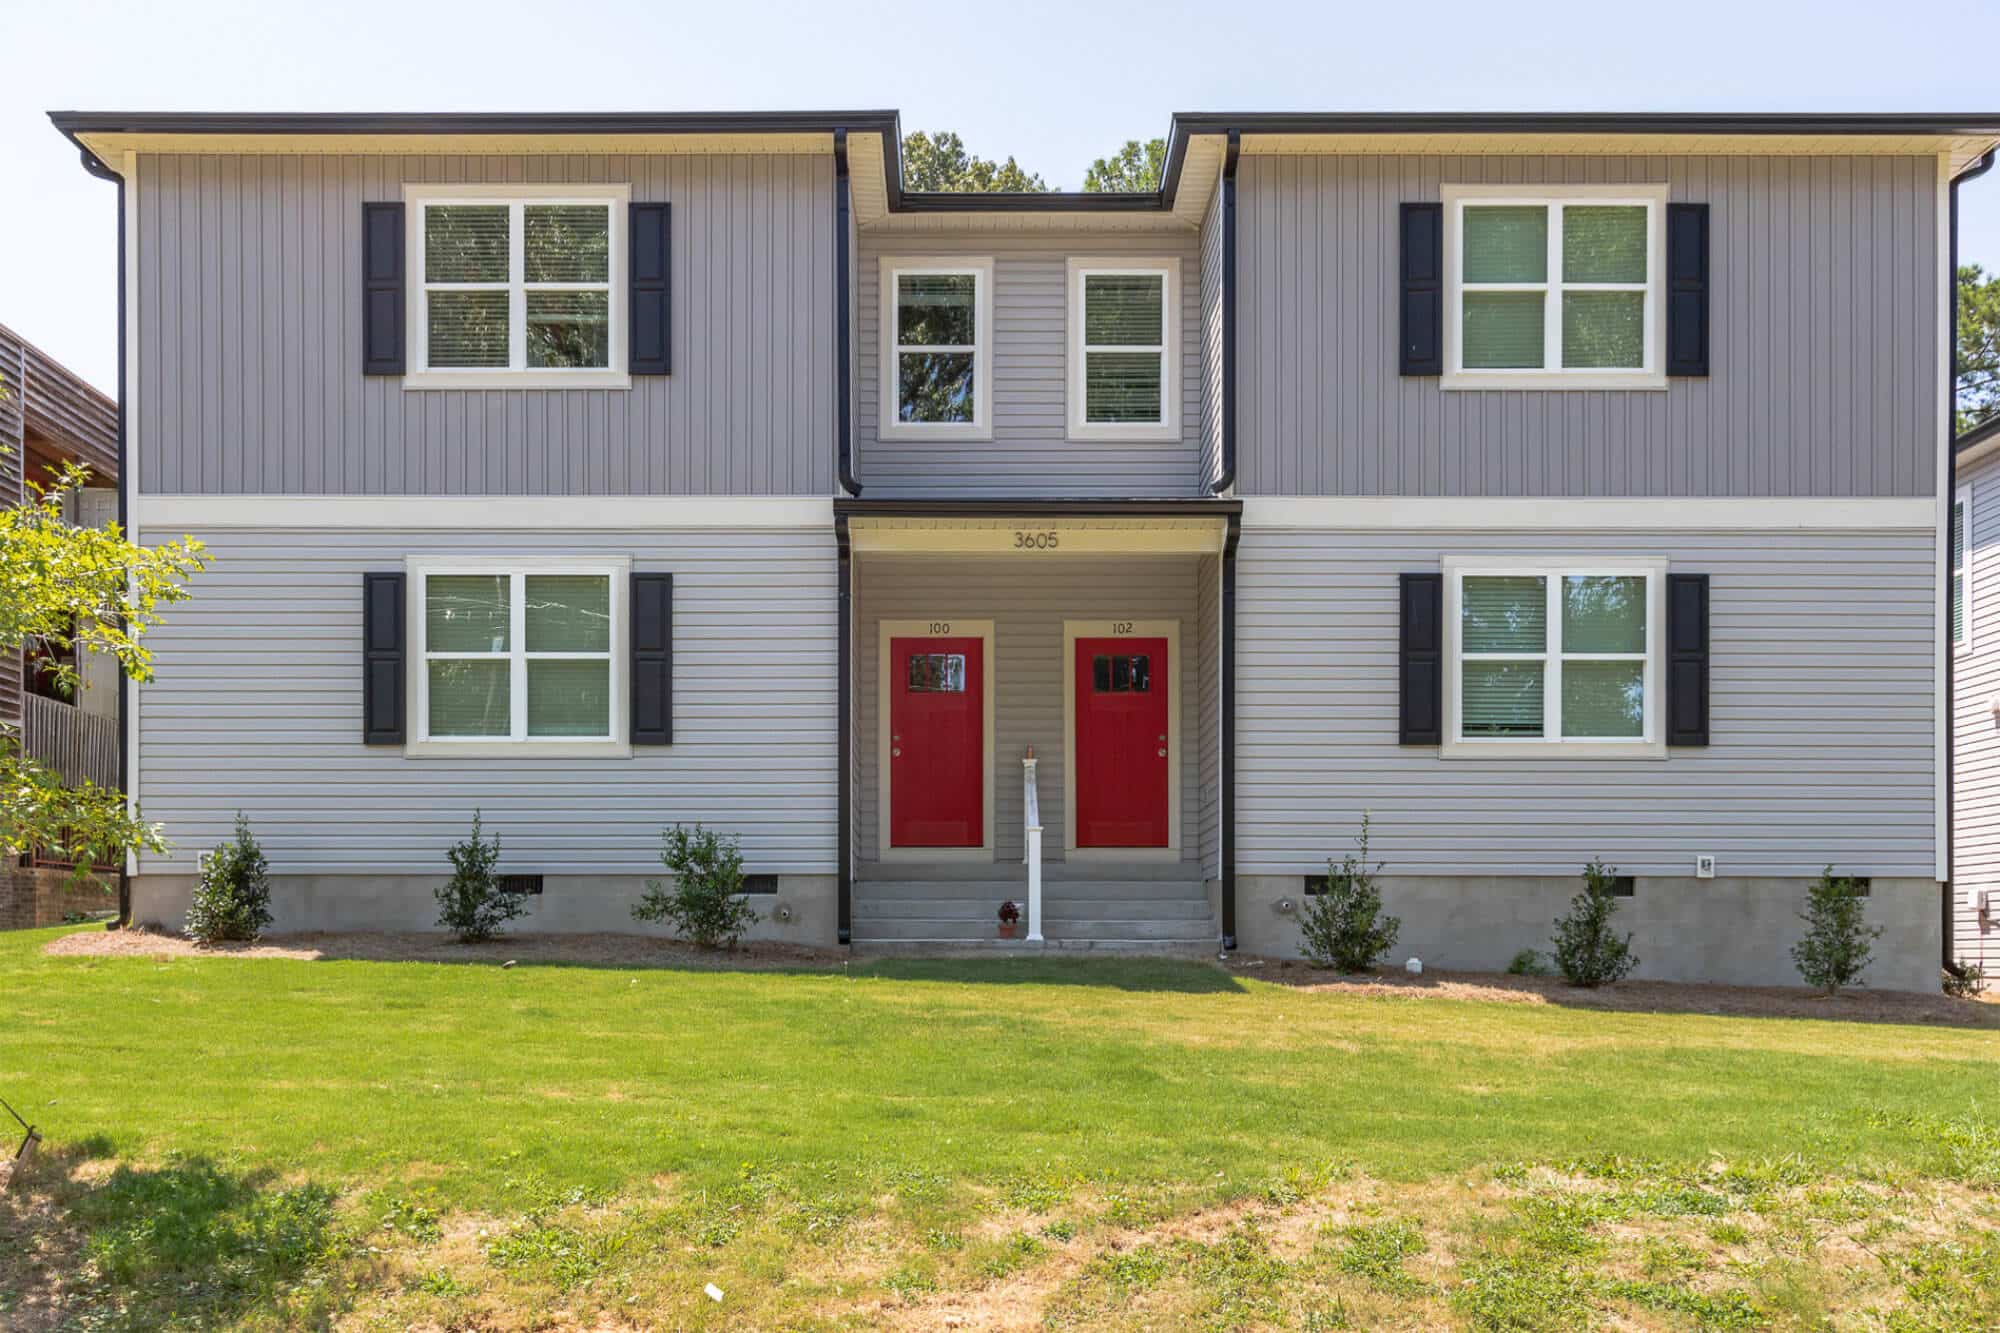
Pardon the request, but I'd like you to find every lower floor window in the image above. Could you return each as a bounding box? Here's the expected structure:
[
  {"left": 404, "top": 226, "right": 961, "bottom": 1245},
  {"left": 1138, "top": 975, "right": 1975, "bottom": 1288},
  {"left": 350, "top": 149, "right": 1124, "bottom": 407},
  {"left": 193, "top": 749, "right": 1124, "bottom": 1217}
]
[
  {"left": 418, "top": 564, "right": 621, "bottom": 744},
  {"left": 1452, "top": 564, "right": 1660, "bottom": 748}
]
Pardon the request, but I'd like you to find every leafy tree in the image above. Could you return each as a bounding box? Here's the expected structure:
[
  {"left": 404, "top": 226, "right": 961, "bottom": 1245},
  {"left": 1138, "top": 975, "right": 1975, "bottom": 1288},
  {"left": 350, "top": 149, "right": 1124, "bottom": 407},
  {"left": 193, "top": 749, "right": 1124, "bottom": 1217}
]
[
  {"left": 185, "top": 812, "right": 273, "bottom": 944},
  {"left": 0, "top": 378, "right": 207, "bottom": 872},
  {"left": 901, "top": 131, "right": 1047, "bottom": 193},
  {"left": 1297, "top": 813, "right": 1400, "bottom": 972},
  {"left": 1960, "top": 264, "right": 2000, "bottom": 432},
  {"left": 632, "top": 823, "right": 759, "bottom": 949},
  {"left": 1551, "top": 860, "right": 1638, "bottom": 987},
  {"left": 1791, "top": 867, "right": 1880, "bottom": 995},
  {"left": 1084, "top": 138, "right": 1166, "bottom": 193}
]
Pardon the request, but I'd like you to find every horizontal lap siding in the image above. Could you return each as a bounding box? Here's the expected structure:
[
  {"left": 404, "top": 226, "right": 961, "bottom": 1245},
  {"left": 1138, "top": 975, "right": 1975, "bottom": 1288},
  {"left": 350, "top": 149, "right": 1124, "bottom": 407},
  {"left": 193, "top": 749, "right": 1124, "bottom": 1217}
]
[
  {"left": 1953, "top": 457, "right": 2000, "bottom": 968},
  {"left": 1237, "top": 153, "right": 1939, "bottom": 498},
  {"left": 855, "top": 231, "right": 1204, "bottom": 497},
  {"left": 135, "top": 528, "right": 836, "bottom": 873},
  {"left": 1238, "top": 528, "right": 1937, "bottom": 876},
  {"left": 1197, "top": 552, "right": 1221, "bottom": 876},
  {"left": 857, "top": 556, "right": 1204, "bottom": 863},
  {"left": 133, "top": 153, "right": 833, "bottom": 496}
]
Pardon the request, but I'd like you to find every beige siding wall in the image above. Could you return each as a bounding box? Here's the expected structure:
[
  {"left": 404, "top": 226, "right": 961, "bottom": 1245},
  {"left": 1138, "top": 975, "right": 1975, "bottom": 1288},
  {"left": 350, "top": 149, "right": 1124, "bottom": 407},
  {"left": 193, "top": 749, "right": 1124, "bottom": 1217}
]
[{"left": 133, "top": 152, "right": 835, "bottom": 496}]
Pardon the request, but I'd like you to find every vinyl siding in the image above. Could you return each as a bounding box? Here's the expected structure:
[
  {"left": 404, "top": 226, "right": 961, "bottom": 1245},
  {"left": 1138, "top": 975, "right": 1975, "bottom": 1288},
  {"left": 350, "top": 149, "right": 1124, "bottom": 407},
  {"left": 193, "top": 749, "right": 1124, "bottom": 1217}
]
[
  {"left": 855, "top": 231, "right": 1204, "bottom": 497},
  {"left": 132, "top": 152, "right": 834, "bottom": 496},
  {"left": 134, "top": 526, "right": 836, "bottom": 873},
  {"left": 1236, "top": 154, "right": 1941, "bottom": 498},
  {"left": 1238, "top": 526, "right": 1938, "bottom": 876},
  {"left": 856, "top": 555, "right": 1205, "bottom": 864},
  {"left": 0, "top": 331, "right": 22, "bottom": 731},
  {"left": 1952, "top": 454, "right": 2000, "bottom": 969},
  {"left": 1199, "top": 182, "right": 1225, "bottom": 492},
  {"left": 1197, "top": 551, "right": 1221, "bottom": 877}
]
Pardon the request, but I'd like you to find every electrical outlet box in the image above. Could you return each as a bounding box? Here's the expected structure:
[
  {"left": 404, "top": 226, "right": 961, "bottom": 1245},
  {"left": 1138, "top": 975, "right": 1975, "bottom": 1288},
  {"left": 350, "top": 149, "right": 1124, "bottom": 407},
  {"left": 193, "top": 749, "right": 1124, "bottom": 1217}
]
[{"left": 1696, "top": 854, "right": 1716, "bottom": 879}]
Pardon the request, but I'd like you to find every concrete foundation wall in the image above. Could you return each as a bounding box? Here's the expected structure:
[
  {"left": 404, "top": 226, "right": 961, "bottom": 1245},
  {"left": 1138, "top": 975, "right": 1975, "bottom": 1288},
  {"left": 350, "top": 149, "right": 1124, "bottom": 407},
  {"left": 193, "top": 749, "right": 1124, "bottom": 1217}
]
[
  {"left": 1235, "top": 874, "right": 1942, "bottom": 992},
  {"left": 130, "top": 874, "right": 838, "bottom": 947}
]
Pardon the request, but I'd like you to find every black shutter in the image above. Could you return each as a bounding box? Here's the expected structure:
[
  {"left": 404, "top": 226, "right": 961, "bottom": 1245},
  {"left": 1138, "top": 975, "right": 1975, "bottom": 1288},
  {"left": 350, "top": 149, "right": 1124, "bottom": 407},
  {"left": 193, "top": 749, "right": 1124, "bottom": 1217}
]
[
  {"left": 362, "top": 573, "right": 405, "bottom": 744},
  {"left": 361, "top": 202, "right": 405, "bottom": 375},
  {"left": 1665, "top": 203, "right": 1710, "bottom": 377},
  {"left": 629, "top": 202, "right": 671, "bottom": 375},
  {"left": 1399, "top": 573, "right": 1444, "bottom": 744},
  {"left": 1666, "top": 573, "right": 1710, "bottom": 746},
  {"left": 1399, "top": 203, "right": 1444, "bottom": 375},
  {"left": 631, "top": 572, "right": 673, "bottom": 745}
]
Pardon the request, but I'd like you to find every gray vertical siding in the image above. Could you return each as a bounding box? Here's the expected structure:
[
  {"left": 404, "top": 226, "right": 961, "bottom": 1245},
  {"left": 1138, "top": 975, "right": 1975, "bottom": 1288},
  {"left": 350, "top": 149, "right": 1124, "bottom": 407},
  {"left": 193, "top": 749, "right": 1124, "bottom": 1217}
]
[
  {"left": 1953, "top": 454, "right": 2000, "bottom": 970},
  {"left": 134, "top": 526, "right": 836, "bottom": 873},
  {"left": 1199, "top": 185, "right": 1225, "bottom": 492},
  {"left": 1238, "top": 526, "right": 1938, "bottom": 876},
  {"left": 1236, "top": 154, "right": 1941, "bottom": 498},
  {"left": 133, "top": 153, "right": 834, "bottom": 496},
  {"left": 856, "top": 555, "right": 1205, "bottom": 864},
  {"left": 854, "top": 231, "right": 1204, "bottom": 497}
]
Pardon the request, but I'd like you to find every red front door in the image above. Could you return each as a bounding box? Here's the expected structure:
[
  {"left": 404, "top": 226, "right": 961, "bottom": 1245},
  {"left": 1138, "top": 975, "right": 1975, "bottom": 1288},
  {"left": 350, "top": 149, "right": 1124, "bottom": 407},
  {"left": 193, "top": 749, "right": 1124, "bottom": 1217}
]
[
  {"left": 1074, "top": 636, "right": 1170, "bottom": 848},
  {"left": 888, "top": 636, "right": 984, "bottom": 848}
]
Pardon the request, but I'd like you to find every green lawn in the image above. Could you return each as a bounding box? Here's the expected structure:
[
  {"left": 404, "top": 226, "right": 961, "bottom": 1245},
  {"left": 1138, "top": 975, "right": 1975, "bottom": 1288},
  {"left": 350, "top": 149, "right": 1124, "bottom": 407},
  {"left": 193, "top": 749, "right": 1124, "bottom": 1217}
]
[{"left": 3, "top": 925, "right": 1998, "bottom": 1329}]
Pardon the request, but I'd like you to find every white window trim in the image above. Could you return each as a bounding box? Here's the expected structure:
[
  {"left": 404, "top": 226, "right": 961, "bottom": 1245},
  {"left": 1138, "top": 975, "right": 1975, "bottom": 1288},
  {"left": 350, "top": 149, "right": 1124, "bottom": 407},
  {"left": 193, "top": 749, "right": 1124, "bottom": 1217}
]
[
  {"left": 1441, "top": 183, "right": 1669, "bottom": 392},
  {"left": 1441, "top": 558, "right": 1668, "bottom": 760},
  {"left": 405, "top": 556, "right": 631, "bottom": 759},
  {"left": 1065, "top": 257, "right": 1181, "bottom": 442},
  {"left": 1955, "top": 484, "right": 1972, "bottom": 654},
  {"left": 878, "top": 257, "right": 994, "bottom": 442},
  {"left": 403, "top": 182, "right": 631, "bottom": 391}
]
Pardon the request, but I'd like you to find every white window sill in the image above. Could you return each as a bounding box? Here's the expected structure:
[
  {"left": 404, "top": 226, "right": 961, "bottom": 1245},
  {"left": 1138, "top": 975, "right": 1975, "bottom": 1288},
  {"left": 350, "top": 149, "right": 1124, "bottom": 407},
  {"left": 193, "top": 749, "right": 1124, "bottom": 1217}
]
[
  {"left": 403, "top": 371, "right": 633, "bottom": 392},
  {"left": 1441, "top": 371, "right": 1668, "bottom": 392},
  {"left": 878, "top": 422, "right": 993, "bottom": 443},
  {"left": 1066, "top": 423, "right": 1182, "bottom": 444},
  {"left": 403, "top": 739, "right": 634, "bottom": 760},
  {"left": 1439, "top": 739, "right": 1668, "bottom": 761}
]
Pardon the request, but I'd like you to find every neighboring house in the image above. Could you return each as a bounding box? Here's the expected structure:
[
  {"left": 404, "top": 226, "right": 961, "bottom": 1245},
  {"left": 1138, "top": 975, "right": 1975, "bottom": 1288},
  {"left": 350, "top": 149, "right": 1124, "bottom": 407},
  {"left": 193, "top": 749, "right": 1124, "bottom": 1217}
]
[
  {"left": 47, "top": 109, "right": 2000, "bottom": 987},
  {"left": 0, "top": 321, "right": 121, "bottom": 928},
  {"left": 1952, "top": 411, "right": 2000, "bottom": 976}
]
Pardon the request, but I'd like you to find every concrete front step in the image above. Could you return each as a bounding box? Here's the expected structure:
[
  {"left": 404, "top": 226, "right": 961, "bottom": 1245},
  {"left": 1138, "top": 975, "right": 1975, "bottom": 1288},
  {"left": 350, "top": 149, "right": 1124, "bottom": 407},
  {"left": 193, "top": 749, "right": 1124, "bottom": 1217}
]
[
  {"left": 859, "top": 862, "right": 1208, "bottom": 884},
  {"left": 850, "top": 917, "right": 1217, "bottom": 943},
  {"left": 855, "top": 879, "right": 1209, "bottom": 902},
  {"left": 851, "top": 938, "right": 1224, "bottom": 960},
  {"left": 854, "top": 897, "right": 1214, "bottom": 922}
]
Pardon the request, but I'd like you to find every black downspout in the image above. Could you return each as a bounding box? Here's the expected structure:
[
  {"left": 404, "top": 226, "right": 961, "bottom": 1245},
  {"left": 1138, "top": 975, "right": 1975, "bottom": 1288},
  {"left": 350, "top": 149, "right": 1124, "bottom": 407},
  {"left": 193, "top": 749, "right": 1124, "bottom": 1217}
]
[
  {"left": 833, "top": 130, "right": 861, "bottom": 497},
  {"left": 1220, "top": 512, "right": 1239, "bottom": 951},
  {"left": 835, "top": 513, "right": 853, "bottom": 945},
  {"left": 1209, "top": 131, "right": 1240, "bottom": 496},
  {"left": 77, "top": 146, "right": 130, "bottom": 929},
  {"left": 1945, "top": 148, "right": 1996, "bottom": 977}
]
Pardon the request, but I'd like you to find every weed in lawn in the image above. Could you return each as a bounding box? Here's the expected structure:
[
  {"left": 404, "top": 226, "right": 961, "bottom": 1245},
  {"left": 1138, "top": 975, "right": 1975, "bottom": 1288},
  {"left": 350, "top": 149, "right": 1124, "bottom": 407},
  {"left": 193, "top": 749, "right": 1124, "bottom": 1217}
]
[
  {"left": 1041, "top": 1218, "right": 1078, "bottom": 1242},
  {"left": 922, "top": 1226, "right": 965, "bottom": 1251},
  {"left": 1872, "top": 1111, "right": 2000, "bottom": 1185},
  {"left": 883, "top": 1261, "right": 939, "bottom": 1301},
  {"left": 415, "top": 1267, "right": 472, "bottom": 1297},
  {"left": 1600, "top": 1277, "right": 1767, "bottom": 1330},
  {"left": 1709, "top": 1219, "right": 1752, "bottom": 1246},
  {"left": 1002, "top": 1175, "right": 1068, "bottom": 1212},
  {"left": 375, "top": 1194, "right": 442, "bottom": 1244},
  {"left": 1890, "top": 1231, "right": 2000, "bottom": 1331},
  {"left": 1450, "top": 1254, "right": 1595, "bottom": 1332},
  {"left": 1328, "top": 1217, "right": 1427, "bottom": 1293},
  {"left": 484, "top": 1217, "right": 627, "bottom": 1291},
  {"left": 973, "top": 1230, "right": 1046, "bottom": 1279}
]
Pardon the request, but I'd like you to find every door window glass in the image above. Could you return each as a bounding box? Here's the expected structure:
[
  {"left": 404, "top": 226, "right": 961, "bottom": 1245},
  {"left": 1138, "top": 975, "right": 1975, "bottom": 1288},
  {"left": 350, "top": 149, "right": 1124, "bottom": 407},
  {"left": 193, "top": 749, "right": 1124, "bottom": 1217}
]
[
  {"left": 1091, "top": 654, "right": 1152, "bottom": 693},
  {"left": 906, "top": 653, "right": 967, "bottom": 693}
]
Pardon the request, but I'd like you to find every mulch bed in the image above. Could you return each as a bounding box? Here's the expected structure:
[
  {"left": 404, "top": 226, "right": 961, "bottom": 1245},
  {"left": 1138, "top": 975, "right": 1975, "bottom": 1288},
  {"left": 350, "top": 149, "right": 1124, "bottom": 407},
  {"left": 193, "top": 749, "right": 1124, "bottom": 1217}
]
[{"left": 42, "top": 926, "right": 847, "bottom": 971}]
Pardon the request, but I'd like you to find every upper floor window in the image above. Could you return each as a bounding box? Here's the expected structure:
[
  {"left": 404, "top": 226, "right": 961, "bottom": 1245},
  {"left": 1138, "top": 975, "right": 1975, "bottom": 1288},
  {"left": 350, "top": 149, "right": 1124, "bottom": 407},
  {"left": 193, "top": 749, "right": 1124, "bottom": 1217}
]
[
  {"left": 1067, "top": 258, "right": 1180, "bottom": 442},
  {"left": 1443, "top": 560, "right": 1666, "bottom": 758},
  {"left": 1442, "top": 184, "right": 1668, "bottom": 391},
  {"left": 880, "top": 257, "right": 992, "bottom": 440},
  {"left": 405, "top": 184, "right": 629, "bottom": 390}
]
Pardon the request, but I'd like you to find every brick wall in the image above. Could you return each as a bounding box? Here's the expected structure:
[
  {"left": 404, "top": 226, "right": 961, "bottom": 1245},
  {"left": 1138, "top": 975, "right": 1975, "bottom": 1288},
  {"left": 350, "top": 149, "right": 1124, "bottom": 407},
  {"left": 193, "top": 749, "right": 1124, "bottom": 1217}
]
[{"left": 1, "top": 865, "right": 116, "bottom": 929}]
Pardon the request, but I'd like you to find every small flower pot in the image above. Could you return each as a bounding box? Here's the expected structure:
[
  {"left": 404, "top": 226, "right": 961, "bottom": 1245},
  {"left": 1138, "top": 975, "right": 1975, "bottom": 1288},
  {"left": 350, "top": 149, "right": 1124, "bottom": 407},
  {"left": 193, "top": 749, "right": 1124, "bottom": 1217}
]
[{"left": 998, "top": 923, "right": 1018, "bottom": 940}]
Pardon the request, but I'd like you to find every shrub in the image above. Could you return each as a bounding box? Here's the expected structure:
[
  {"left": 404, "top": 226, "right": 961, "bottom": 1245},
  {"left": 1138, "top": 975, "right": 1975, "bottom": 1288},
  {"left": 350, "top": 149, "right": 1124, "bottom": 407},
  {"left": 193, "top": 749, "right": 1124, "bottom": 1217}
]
[
  {"left": 1551, "top": 859, "right": 1638, "bottom": 988},
  {"left": 1298, "top": 813, "right": 1400, "bottom": 973},
  {"left": 631, "top": 824, "right": 758, "bottom": 949},
  {"left": 184, "top": 812, "right": 273, "bottom": 944},
  {"left": 1791, "top": 867, "right": 1880, "bottom": 995},
  {"left": 434, "top": 811, "right": 523, "bottom": 943},
  {"left": 1944, "top": 962, "right": 1989, "bottom": 1000},
  {"left": 1507, "top": 948, "right": 1554, "bottom": 977}
]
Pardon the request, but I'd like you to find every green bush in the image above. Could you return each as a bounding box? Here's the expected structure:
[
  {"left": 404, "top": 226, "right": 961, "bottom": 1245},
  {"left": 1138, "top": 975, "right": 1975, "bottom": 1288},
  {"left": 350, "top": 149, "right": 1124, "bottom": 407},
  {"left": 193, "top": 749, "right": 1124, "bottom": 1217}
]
[
  {"left": 1507, "top": 948, "right": 1554, "bottom": 978},
  {"left": 1792, "top": 867, "right": 1880, "bottom": 995},
  {"left": 433, "top": 811, "right": 524, "bottom": 943},
  {"left": 1298, "top": 813, "right": 1400, "bottom": 973},
  {"left": 1551, "top": 859, "right": 1638, "bottom": 988},
  {"left": 184, "top": 812, "right": 273, "bottom": 944},
  {"left": 631, "top": 824, "right": 759, "bottom": 949},
  {"left": 1944, "top": 962, "right": 1988, "bottom": 1000}
]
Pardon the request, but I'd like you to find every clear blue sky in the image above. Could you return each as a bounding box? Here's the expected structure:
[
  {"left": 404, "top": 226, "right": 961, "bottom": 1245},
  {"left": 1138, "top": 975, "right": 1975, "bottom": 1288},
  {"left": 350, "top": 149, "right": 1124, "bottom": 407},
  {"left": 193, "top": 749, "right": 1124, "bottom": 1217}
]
[{"left": 4, "top": 0, "right": 1997, "bottom": 395}]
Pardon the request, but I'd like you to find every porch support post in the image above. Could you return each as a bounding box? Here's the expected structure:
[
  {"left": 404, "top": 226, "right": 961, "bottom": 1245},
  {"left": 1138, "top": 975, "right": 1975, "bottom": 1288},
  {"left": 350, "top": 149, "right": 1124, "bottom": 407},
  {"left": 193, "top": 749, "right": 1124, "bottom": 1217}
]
[
  {"left": 1220, "top": 512, "right": 1240, "bottom": 951},
  {"left": 836, "top": 514, "right": 853, "bottom": 946},
  {"left": 1023, "top": 754, "right": 1043, "bottom": 943}
]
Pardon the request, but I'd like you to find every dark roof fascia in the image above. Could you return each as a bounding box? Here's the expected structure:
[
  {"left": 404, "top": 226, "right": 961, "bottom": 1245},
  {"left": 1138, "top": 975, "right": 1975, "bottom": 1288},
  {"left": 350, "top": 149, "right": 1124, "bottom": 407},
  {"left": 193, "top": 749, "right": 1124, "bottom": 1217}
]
[
  {"left": 835, "top": 497, "right": 1243, "bottom": 518},
  {"left": 1956, "top": 412, "right": 2000, "bottom": 456},
  {"left": 47, "top": 109, "right": 902, "bottom": 137},
  {"left": 1165, "top": 110, "right": 2000, "bottom": 138}
]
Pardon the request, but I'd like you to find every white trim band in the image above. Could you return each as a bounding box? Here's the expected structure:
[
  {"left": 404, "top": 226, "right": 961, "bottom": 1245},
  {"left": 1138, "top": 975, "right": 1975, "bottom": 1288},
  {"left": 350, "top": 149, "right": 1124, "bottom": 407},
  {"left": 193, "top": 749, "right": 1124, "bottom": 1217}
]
[
  {"left": 1241, "top": 496, "right": 1939, "bottom": 532},
  {"left": 136, "top": 495, "right": 835, "bottom": 531}
]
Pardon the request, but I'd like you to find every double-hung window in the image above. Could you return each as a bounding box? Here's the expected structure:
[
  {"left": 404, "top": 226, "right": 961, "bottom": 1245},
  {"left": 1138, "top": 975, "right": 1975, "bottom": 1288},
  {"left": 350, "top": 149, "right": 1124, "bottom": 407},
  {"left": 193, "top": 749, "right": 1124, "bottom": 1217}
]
[
  {"left": 406, "top": 184, "right": 629, "bottom": 389},
  {"left": 410, "top": 559, "right": 629, "bottom": 756},
  {"left": 880, "top": 257, "right": 992, "bottom": 439},
  {"left": 1067, "top": 258, "right": 1180, "bottom": 440},
  {"left": 1445, "top": 561, "right": 1666, "bottom": 757},
  {"left": 1954, "top": 487, "right": 1971, "bottom": 652},
  {"left": 1443, "top": 184, "right": 1667, "bottom": 389}
]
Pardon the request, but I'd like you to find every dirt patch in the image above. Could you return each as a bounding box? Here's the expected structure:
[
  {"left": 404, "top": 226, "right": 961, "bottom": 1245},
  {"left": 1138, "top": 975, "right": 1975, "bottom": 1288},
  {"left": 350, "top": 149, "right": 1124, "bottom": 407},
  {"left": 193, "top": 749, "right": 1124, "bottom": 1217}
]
[
  {"left": 1226, "top": 955, "right": 2000, "bottom": 1027},
  {"left": 43, "top": 925, "right": 848, "bottom": 971}
]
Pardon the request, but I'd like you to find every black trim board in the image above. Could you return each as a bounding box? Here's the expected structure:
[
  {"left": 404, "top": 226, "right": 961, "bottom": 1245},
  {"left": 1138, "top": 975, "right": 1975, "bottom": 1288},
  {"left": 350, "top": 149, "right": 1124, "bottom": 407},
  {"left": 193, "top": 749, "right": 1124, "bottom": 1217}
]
[
  {"left": 1220, "top": 512, "right": 1240, "bottom": 951},
  {"left": 835, "top": 514, "right": 853, "bottom": 946},
  {"left": 836, "top": 497, "right": 1243, "bottom": 519}
]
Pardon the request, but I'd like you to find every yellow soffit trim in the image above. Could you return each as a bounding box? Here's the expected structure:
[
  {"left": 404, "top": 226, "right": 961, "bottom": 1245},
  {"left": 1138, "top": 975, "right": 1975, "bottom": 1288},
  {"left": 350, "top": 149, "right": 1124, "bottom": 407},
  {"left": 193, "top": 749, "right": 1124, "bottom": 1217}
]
[
  {"left": 73, "top": 130, "right": 834, "bottom": 160},
  {"left": 1239, "top": 132, "right": 2000, "bottom": 176},
  {"left": 846, "top": 515, "right": 1228, "bottom": 555}
]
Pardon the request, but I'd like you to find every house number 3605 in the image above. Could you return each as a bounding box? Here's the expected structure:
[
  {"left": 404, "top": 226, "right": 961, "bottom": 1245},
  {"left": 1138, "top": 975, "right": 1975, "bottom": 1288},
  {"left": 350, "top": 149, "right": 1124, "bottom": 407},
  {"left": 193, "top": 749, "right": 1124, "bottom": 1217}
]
[{"left": 1012, "top": 531, "right": 1060, "bottom": 550}]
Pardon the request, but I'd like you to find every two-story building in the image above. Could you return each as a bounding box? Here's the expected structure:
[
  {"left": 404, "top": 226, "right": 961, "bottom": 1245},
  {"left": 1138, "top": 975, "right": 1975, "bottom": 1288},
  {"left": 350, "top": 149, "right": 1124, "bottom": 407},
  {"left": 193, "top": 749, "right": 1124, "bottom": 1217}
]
[{"left": 50, "top": 109, "right": 2000, "bottom": 988}]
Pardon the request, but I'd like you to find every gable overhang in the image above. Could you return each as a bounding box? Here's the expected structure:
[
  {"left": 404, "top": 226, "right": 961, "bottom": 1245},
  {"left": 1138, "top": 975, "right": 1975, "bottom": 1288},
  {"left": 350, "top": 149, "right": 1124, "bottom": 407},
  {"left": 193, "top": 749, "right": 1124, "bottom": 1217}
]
[
  {"left": 1957, "top": 413, "right": 2000, "bottom": 473},
  {"left": 838, "top": 498, "right": 1240, "bottom": 556}
]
